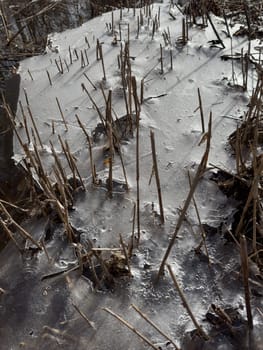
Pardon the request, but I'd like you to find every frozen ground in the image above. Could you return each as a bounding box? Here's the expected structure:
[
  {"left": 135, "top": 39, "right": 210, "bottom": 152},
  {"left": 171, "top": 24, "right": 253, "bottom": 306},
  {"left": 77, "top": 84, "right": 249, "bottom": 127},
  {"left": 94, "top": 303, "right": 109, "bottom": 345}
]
[{"left": 0, "top": 1, "right": 263, "bottom": 349}]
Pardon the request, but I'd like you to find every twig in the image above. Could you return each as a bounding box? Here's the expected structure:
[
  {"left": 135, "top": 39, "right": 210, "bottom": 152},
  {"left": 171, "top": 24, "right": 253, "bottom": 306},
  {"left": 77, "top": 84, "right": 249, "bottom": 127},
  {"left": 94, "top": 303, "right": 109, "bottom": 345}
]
[
  {"left": 72, "top": 303, "right": 96, "bottom": 329},
  {"left": 167, "top": 264, "right": 209, "bottom": 340},
  {"left": 103, "top": 308, "right": 159, "bottom": 350},
  {"left": 131, "top": 304, "right": 180, "bottom": 350},
  {"left": 150, "top": 130, "right": 165, "bottom": 224}
]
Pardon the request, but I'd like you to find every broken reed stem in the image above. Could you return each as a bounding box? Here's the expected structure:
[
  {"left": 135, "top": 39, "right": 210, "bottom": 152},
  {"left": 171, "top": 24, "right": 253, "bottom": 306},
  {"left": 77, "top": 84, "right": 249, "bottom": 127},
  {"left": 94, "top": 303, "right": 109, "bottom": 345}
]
[
  {"left": 75, "top": 114, "right": 96, "bottom": 184},
  {"left": 0, "top": 202, "right": 42, "bottom": 250},
  {"left": 49, "top": 141, "right": 68, "bottom": 184},
  {"left": 119, "top": 234, "right": 132, "bottom": 276},
  {"left": 131, "top": 304, "right": 180, "bottom": 350},
  {"left": 240, "top": 235, "right": 253, "bottom": 329},
  {"left": 83, "top": 72, "right": 97, "bottom": 90},
  {"left": 27, "top": 69, "right": 33, "bottom": 81},
  {"left": 81, "top": 83, "right": 106, "bottom": 128},
  {"left": 103, "top": 308, "right": 159, "bottom": 350},
  {"left": 0, "top": 217, "right": 22, "bottom": 253},
  {"left": 150, "top": 130, "right": 164, "bottom": 224},
  {"left": 20, "top": 102, "right": 31, "bottom": 144},
  {"left": 197, "top": 88, "right": 205, "bottom": 133},
  {"left": 206, "top": 11, "right": 225, "bottom": 49},
  {"left": 167, "top": 264, "right": 209, "bottom": 340},
  {"left": 56, "top": 97, "right": 68, "bottom": 131},
  {"left": 99, "top": 44, "right": 106, "bottom": 80},
  {"left": 69, "top": 46, "right": 73, "bottom": 64},
  {"left": 160, "top": 44, "right": 163, "bottom": 74},
  {"left": 132, "top": 76, "right": 141, "bottom": 242},
  {"left": 187, "top": 171, "right": 210, "bottom": 264},
  {"left": 72, "top": 303, "right": 96, "bottom": 329},
  {"left": 46, "top": 69, "right": 52, "bottom": 86},
  {"left": 65, "top": 140, "right": 85, "bottom": 190},
  {"left": 128, "top": 202, "right": 136, "bottom": 258},
  {"left": 157, "top": 114, "right": 212, "bottom": 281},
  {"left": 23, "top": 88, "right": 29, "bottom": 106},
  {"left": 27, "top": 106, "right": 44, "bottom": 149}
]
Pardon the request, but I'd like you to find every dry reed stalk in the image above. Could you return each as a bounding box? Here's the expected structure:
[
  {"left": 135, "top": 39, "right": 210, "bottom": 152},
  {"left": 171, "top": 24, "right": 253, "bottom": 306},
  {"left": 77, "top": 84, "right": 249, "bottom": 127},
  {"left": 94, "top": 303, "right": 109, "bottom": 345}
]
[
  {"left": 131, "top": 304, "right": 180, "bottom": 349},
  {"left": 46, "top": 69, "right": 52, "bottom": 86},
  {"left": 182, "top": 18, "right": 186, "bottom": 44},
  {"left": 58, "top": 135, "right": 77, "bottom": 185},
  {"left": 0, "top": 202, "right": 42, "bottom": 249},
  {"left": 0, "top": 217, "right": 22, "bottom": 253},
  {"left": 64, "top": 59, "right": 70, "bottom": 72},
  {"left": 81, "top": 83, "right": 106, "bottom": 128},
  {"left": 170, "top": 49, "right": 173, "bottom": 70},
  {"left": 65, "top": 140, "right": 85, "bottom": 190},
  {"left": 54, "top": 58, "right": 62, "bottom": 74},
  {"left": 69, "top": 46, "right": 73, "bottom": 64},
  {"left": 119, "top": 234, "right": 132, "bottom": 276},
  {"left": 150, "top": 130, "right": 164, "bottom": 223},
  {"left": 197, "top": 88, "right": 205, "bottom": 134},
  {"left": 103, "top": 308, "right": 160, "bottom": 350},
  {"left": 167, "top": 264, "right": 209, "bottom": 340},
  {"left": 83, "top": 73, "right": 97, "bottom": 90},
  {"left": 75, "top": 115, "right": 96, "bottom": 184},
  {"left": 72, "top": 303, "right": 96, "bottom": 329},
  {"left": 55, "top": 97, "right": 68, "bottom": 131},
  {"left": 80, "top": 50, "right": 85, "bottom": 68},
  {"left": 240, "top": 235, "right": 253, "bottom": 329},
  {"left": 160, "top": 44, "right": 164, "bottom": 74},
  {"left": 56, "top": 176, "right": 74, "bottom": 242},
  {"left": 136, "top": 15, "right": 140, "bottom": 38},
  {"left": 27, "top": 69, "right": 34, "bottom": 81},
  {"left": 84, "top": 49, "right": 89, "bottom": 65},
  {"left": 23, "top": 88, "right": 29, "bottom": 106},
  {"left": 206, "top": 11, "right": 225, "bottom": 49},
  {"left": 27, "top": 106, "right": 44, "bottom": 149},
  {"left": 53, "top": 165, "right": 74, "bottom": 206},
  {"left": 20, "top": 103, "right": 31, "bottom": 144},
  {"left": 128, "top": 202, "right": 136, "bottom": 258},
  {"left": 140, "top": 78, "right": 144, "bottom": 104},
  {"left": 131, "top": 76, "right": 141, "bottom": 242},
  {"left": 49, "top": 141, "right": 68, "bottom": 184},
  {"left": 99, "top": 44, "right": 106, "bottom": 81},
  {"left": 187, "top": 172, "right": 210, "bottom": 264},
  {"left": 59, "top": 56, "right": 63, "bottom": 74},
  {"left": 157, "top": 114, "right": 212, "bottom": 280},
  {"left": 74, "top": 49, "right": 79, "bottom": 60},
  {"left": 106, "top": 92, "right": 113, "bottom": 197}
]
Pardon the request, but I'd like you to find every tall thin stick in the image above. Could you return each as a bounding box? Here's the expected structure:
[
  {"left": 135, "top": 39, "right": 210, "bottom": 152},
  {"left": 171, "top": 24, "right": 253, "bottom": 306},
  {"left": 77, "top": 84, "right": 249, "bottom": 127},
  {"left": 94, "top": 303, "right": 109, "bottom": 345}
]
[
  {"left": 197, "top": 88, "right": 205, "bottom": 133},
  {"left": 150, "top": 130, "right": 164, "bottom": 223},
  {"left": 27, "top": 106, "right": 44, "bottom": 149},
  {"left": 131, "top": 304, "right": 180, "bottom": 350},
  {"left": 56, "top": 97, "right": 68, "bottom": 131},
  {"left": 103, "top": 308, "right": 159, "bottom": 350},
  {"left": 167, "top": 264, "right": 209, "bottom": 340}
]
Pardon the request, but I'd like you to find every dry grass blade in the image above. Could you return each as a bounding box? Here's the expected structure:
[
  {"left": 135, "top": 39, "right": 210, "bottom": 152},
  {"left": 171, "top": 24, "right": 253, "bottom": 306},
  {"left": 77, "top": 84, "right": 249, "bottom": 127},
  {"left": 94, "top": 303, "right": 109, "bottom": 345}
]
[{"left": 103, "top": 308, "right": 160, "bottom": 350}]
